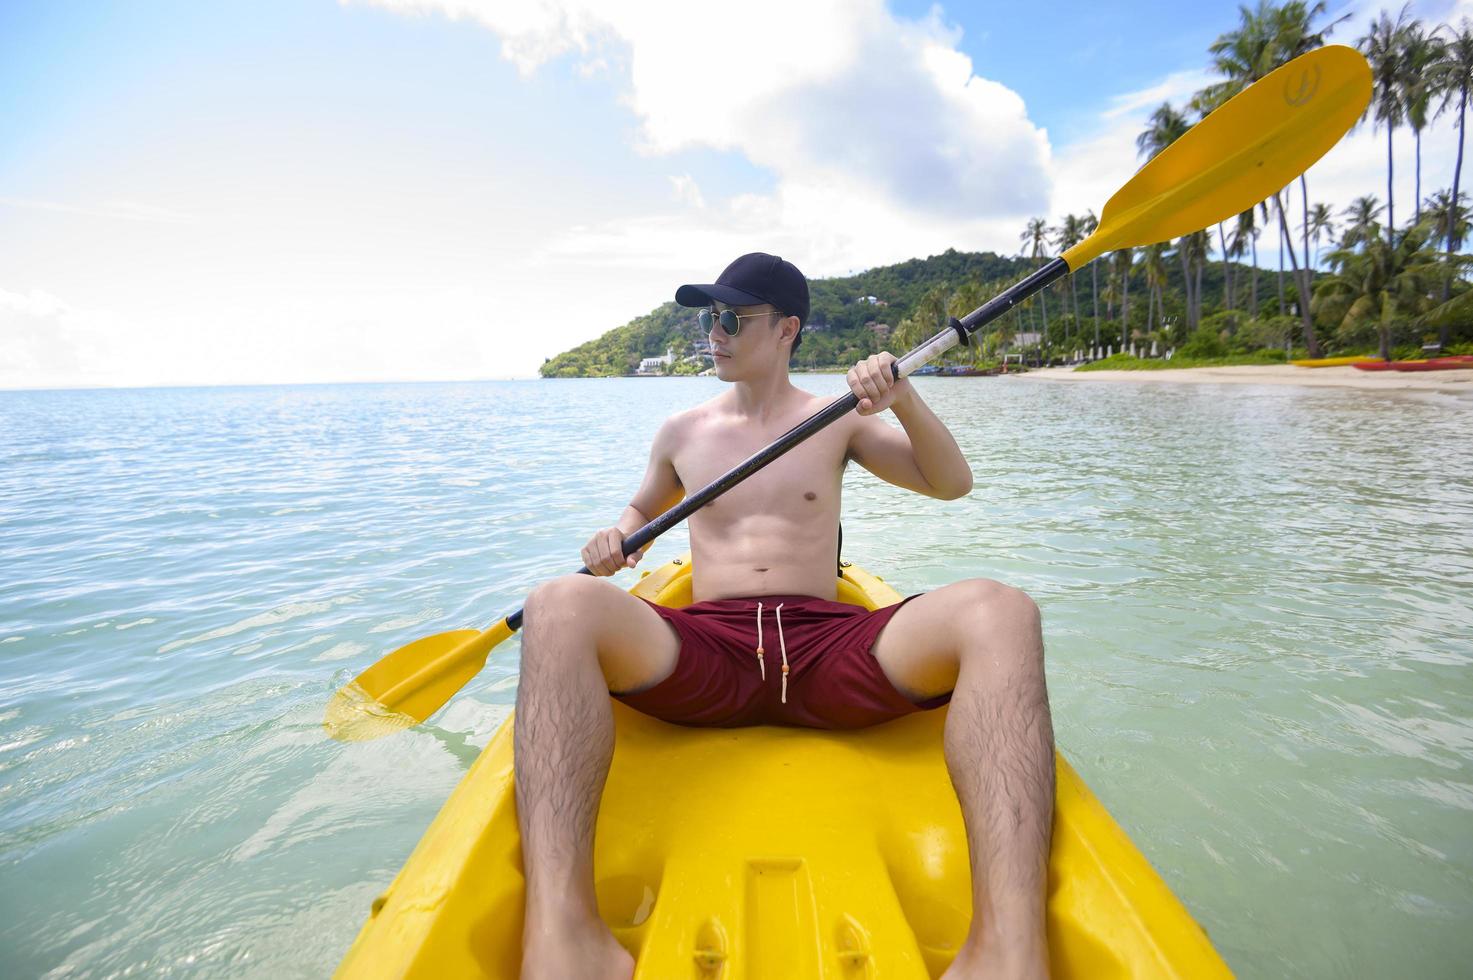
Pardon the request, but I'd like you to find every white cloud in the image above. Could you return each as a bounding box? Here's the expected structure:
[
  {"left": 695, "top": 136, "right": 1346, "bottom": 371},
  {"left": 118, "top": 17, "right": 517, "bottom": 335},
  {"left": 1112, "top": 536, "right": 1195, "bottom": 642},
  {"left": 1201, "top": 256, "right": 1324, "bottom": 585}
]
[
  {"left": 668, "top": 174, "right": 705, "bottom": 209},
  {"left": 0, "top": 196, "right": 196, "bottom": 225},
  {"left": 0, "top": 287, "right": 71, "bottom": 320},
  {"left": 354, "top": 0, "right": 1053, "bottom": 267},
  {"left": 0, "top": 281, "right": 513, "bottom": 390},
  {"left": 1049, "top": 69, "right": 1218, "bottom": 231},
  {"left": 0, "top": 287, "right": 130, "bottom": 389},
  {"left": 1100, "top": 68, "right": 1217, "bottom": 122}
]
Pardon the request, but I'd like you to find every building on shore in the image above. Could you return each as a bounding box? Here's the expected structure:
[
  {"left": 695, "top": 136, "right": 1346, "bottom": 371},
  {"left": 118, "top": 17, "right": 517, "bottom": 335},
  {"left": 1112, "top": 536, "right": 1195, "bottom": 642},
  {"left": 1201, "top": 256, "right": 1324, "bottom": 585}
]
[{"left": 637, "top": 348, "right": 676, "bottom": 374}]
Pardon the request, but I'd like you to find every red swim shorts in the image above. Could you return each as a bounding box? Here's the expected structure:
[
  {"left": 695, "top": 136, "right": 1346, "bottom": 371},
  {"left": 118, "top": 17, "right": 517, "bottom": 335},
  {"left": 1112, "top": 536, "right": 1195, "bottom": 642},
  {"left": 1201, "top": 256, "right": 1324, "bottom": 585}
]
[{"left": 613, "top": 594, "right": 952, "bottom": 730}]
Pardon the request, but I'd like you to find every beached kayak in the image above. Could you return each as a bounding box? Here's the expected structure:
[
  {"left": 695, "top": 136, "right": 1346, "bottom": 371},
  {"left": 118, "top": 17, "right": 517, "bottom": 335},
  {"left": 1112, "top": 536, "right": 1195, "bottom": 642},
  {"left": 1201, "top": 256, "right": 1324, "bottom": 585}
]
[
  {"left": 1355, "top": 356, "right": 1473, "bottom": 372},
  {"left": 1393, "top": 356, "right": 1473, "bottom": 371},
  {"left": 1291, "top": 355, "right": 1382, "bottom": 367},
  {"left": 335, "top": 556, "right": 1230, "bottom": 979}
]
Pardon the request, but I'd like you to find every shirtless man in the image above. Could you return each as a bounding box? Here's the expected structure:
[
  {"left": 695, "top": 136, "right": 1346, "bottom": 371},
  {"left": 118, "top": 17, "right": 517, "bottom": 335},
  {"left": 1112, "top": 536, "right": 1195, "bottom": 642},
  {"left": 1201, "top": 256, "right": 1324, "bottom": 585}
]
[{"left": 516, "top": 253, "right": 1054, "bottom": 980}]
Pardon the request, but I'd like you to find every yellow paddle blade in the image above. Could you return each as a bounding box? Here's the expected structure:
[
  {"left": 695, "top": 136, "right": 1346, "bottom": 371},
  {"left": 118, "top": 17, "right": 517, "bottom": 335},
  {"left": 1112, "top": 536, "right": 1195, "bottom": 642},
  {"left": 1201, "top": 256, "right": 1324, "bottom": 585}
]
[
  {"left": 1063, "top": 44, "right": 1370, "bottom": 270},
  {"left": 323, "top": 619, "right": 516, "bottom": 741}
]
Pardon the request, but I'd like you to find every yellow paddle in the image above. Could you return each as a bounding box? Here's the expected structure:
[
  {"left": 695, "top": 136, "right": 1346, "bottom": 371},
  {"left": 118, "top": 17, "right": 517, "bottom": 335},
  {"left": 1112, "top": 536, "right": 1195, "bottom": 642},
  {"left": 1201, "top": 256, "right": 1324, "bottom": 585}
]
[{"left": 324, "top": 44, "right": 1370, "bottom": 742}]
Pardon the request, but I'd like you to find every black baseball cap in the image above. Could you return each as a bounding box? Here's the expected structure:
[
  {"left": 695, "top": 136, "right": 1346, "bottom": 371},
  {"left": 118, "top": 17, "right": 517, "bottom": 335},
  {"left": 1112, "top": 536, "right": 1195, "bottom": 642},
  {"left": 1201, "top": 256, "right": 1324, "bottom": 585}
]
[{"left": 675, "top": 252, "right": 809, "bottom": 326}]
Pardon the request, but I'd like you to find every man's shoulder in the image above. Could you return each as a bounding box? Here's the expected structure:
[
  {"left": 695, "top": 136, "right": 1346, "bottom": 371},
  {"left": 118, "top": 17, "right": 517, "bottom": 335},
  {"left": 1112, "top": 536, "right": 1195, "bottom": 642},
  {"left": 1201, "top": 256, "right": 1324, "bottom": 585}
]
[
  {"left": 667, "top": 392, "right": 726, "bottom": 430},
  {"left": 654, "top": 397, "right": 719, "bottom": 450}
]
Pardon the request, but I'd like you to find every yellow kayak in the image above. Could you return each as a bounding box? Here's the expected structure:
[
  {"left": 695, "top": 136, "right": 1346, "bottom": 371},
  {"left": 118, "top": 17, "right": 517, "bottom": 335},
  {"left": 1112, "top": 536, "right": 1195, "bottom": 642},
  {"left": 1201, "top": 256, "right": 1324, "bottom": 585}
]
[
  {"left": 335, "top": 556, "right": 1231, "bottom": 978},
  {"left": 1290, "top": 355, "right": 1382, "bottom": 367}
]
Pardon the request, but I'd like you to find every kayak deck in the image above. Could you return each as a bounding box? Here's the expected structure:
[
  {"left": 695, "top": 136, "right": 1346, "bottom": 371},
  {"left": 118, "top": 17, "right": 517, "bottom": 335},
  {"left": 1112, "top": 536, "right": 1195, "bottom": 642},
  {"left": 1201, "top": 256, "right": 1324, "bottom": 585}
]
[{"left": 335, "top": 557, "right": 1230, "bottom": 978}]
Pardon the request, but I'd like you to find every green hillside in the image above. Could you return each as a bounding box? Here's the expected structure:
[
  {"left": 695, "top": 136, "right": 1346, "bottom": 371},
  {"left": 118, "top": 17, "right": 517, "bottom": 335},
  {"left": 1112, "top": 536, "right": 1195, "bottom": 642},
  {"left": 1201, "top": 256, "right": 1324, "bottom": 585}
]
[
  {"left": 537, "top": 245, "right": 1439, "bottom": 377},
  {"left": 538, "top": 250, "right": 1036, "bottom": 377}
]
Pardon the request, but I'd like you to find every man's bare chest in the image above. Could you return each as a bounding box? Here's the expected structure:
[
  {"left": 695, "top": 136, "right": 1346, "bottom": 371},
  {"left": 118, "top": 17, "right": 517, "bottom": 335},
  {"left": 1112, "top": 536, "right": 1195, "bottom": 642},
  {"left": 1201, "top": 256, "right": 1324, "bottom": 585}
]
[{"left": 671, "top": 420, "right": 849, "bottom": 513}]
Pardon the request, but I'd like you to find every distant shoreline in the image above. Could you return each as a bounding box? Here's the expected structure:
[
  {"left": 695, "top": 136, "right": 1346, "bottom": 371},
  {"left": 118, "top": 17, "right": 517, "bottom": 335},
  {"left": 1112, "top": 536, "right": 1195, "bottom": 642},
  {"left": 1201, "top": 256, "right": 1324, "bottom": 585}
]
[{"left": 1012, "top": 364, "right": 1473, "bottom": 394}]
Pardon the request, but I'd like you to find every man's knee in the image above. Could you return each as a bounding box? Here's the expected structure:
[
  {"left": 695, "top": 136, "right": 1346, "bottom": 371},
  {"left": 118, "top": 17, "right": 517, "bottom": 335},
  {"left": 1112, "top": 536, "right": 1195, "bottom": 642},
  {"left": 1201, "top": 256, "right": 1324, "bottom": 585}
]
[
  {"left": 524, "top": 573, "right": 613, "bottom": 625},
  {"left": 520, "top": 576, "right": 673, "bottom": 690},
  {"left": 521, "top": 576, "right": 616, "bottom": 673},
  {"left": 956, "top": 578, "right": 1040, "bottom": 627},
  {"left": 953, "top": 579, "right": 1043, "bottom": 672}
]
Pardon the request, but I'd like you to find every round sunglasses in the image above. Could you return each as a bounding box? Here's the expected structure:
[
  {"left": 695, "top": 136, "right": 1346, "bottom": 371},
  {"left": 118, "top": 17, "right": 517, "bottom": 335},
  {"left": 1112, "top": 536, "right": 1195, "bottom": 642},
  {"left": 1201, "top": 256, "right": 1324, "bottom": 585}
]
[{"left": 698, "top": 307, "right": 783, "bottom": 337}]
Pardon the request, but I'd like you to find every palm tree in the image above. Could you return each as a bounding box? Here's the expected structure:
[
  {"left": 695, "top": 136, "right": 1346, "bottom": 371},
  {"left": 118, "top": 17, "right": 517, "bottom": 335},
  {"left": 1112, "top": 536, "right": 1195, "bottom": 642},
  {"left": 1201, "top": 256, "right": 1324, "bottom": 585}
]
[
  {"left": 1183, "top": 230, "right": 1213, "bottom": 329},
  {"left": 1274, "top": 190, "right": 1323, "bottom": 356},
  {"left": 895, "top": 281, "right": 954, "bottom": 353},
  {"left": 948, "top": 279, "right": 991, "bottom": 364},
  {"left": 1136, "top": 102, "right": 1191, "bottom": 158},
  {"left": 1421, "top": 187, "right": 1470, "bottom": 242},
  {"left": 1341, "top": 195, "right": 1385, "bottom": 250},
  {"left": 1210, "top": 2, "right": 1341, "bottom": 340},
  {"left": 969, "top": 275, "right": 1027, "bottom": 358},
  {"left": 1113, "top": 248, "right": 1134, "bottom": 348},
  {"left": 1100, "top": 275, "right": 1119, "bottom": 333},
  {"left": 1053, "top": 214, "right": 1088, "bottom": 345},
  {"left": 1430, "top": 18, "right": 1473, "bottom": 319},
  {"left": 1177, "top": 236, "right": 1197, "bottom": 328},
  {"left": 1360, "top": 6, "right": 1413, "bottom": 242},
  {"left": 1189, "top": 83, "right": 1243, "bottom": 318},
  {"left": 1314, "top": 221, "right": 1442, "bottom": 358},
  {"left": 892, "top": 313, "right": 927, "bottom": 353},
  {"left": 1217, "top": 221, "right": 1235, "bottom": 312},
  {"left": 1305, "top": 202, "right": 1336, "bottom": 268},
  {"left": 1020, "top": 217, "right": 1051, "bottom": 342},
  {"left": 1082, "top": 210, "right": 1102, "bottom": 348},
  {"left": 1269, "top": 2, "right": 1348, "bottom": 62},
  {"left": 1137, "top": 103, "right": 1193, "bottom": 330},
  {"left": 1192, "top": 90, "right": 1240, "bottom": 317},
  {"left": 1270, "top": 198, "right": 1286, "bottom": 314},
  {"left": 1400, "top": 21, "right": 1444, "bottom": 226},
  {"left": 1202, "top": 1, "right": 1277, "bottom": 107},
  {"left": 1420, "top": 188, "right": 1471, "bottom": 335},
  {"left": 1229, "top": 208, "right": 1261, "bottom": 314},
  {"left": 1142, "top": 242, "right": 1170, "bottom": 334},
  {"left": 1269, "top": 1, "right": 1346, "bottom": 303}
]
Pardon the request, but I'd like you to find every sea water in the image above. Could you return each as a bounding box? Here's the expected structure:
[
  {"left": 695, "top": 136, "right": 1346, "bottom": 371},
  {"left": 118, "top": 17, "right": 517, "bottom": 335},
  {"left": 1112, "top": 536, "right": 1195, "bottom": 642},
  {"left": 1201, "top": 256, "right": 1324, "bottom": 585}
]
[{"left": 1, "top": 377, "right": 1469, "bottom": 978}]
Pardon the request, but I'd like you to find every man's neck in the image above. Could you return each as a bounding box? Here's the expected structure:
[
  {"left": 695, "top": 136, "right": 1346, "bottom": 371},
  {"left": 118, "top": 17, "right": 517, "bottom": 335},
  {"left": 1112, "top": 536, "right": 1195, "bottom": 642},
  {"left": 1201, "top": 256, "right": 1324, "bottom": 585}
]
[{"left": 728, "top": 364, "right": 797, "bottom": 421}]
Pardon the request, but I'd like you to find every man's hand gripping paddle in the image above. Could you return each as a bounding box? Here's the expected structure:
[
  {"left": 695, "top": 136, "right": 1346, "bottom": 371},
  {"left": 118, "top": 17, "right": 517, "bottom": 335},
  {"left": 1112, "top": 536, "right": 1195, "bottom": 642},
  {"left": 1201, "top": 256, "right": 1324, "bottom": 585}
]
[{"left": 324, "top": 45, "right": 1370, "bottom": 741}]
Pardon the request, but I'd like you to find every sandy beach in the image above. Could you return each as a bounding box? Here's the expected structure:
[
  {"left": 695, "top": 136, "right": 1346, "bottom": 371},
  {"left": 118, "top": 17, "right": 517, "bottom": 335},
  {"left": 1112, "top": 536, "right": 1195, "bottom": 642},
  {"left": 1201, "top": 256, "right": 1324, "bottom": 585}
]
[{"left": 1013, "top": 363, "right": 1473, "bottom": 394}]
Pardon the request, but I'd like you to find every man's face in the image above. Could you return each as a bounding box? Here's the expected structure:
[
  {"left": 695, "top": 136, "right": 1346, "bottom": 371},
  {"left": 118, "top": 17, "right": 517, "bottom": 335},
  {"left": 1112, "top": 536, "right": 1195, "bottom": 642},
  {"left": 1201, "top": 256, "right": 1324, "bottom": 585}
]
[{"left": 708, "top": 302, "right": 781, "bottom": 378}]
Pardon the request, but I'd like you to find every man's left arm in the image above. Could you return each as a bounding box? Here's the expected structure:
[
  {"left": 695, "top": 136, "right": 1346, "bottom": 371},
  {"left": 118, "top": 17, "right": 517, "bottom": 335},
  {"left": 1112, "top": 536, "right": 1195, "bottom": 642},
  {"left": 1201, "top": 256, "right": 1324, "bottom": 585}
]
[{"left": 846, "top": 352, "right": 973, "bottom": 500}]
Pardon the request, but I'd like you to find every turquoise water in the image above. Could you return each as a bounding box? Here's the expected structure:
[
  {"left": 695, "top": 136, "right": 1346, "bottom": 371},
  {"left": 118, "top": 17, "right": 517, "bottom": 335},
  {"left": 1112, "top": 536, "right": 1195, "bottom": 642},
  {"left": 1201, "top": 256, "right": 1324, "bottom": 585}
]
[{"left": 1, "top": 377, "right": 1470, "bottom": 978}]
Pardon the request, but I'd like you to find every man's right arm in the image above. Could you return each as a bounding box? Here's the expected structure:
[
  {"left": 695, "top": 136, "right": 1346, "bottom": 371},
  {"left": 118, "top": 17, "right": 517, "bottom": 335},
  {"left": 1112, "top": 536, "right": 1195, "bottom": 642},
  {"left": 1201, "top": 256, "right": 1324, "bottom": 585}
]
[{"left": 582, "top": 417, "right": 685, "bottom": 576}]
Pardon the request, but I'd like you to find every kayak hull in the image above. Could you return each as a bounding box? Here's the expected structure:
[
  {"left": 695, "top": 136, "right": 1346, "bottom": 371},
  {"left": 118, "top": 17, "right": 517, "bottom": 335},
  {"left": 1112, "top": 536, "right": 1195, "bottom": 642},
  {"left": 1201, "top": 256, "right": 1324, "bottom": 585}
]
[
  {"left": 1354, "top": 356, "right": 1473, "bottom": 371},
  {"left": 1392, "top": 356, "right": 1473, "bottom": 371},
  {"left": 335, "top": 557, "right": 1230, "bottom": 979}
]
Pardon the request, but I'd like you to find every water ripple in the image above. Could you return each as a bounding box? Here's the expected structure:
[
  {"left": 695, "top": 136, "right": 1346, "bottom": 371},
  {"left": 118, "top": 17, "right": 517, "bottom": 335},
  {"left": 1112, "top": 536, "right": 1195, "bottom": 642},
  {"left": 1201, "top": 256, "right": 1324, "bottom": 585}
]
[{"left": 0, "top": 378, "right": 1469, "bottom": 977}]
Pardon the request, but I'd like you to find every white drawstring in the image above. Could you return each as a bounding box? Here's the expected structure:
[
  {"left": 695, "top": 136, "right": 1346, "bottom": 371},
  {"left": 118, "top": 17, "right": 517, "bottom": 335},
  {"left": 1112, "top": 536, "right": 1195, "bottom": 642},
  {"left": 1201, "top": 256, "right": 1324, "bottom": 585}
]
[
  {"left": 775, "top": 603, "right": 789, "bottom": 704},
  {"left": 754, "top": 602, "right": 766, "bottom": 680},
  {"left": 753, "top": 602, "right": 790, "bottom": 704}
]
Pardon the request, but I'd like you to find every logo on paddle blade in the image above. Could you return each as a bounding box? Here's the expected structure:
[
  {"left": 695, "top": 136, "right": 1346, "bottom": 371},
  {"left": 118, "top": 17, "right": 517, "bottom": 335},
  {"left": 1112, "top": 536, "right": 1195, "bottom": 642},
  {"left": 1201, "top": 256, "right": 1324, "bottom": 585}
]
[{"left": 1283, "top": 64, "right": 1321, "bottom": 107}]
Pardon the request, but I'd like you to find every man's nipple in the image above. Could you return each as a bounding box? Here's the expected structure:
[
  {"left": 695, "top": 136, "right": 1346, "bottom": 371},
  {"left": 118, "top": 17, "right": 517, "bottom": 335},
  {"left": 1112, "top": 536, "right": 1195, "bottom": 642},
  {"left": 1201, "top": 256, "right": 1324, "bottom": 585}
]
[{"left": 804, "top": 491, "right": 817, "bottom": 501}]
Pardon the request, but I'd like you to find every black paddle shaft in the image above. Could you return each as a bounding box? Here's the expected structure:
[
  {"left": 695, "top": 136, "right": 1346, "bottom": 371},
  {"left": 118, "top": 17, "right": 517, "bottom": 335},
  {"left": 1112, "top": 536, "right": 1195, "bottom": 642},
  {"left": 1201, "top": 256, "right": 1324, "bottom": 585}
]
[{"left": 505, "top": 257, "right": 1070, "bottom": 632}]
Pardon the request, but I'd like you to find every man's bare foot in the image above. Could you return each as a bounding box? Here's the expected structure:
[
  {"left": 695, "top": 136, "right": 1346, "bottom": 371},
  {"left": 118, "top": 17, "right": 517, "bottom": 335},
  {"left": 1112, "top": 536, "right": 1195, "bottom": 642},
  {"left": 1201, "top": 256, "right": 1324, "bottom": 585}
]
[
  {"left": 941, "top": 937, "right": 1049, "bottom": 980},
  {"left": 521, "top": 914, "right": 635, "bottom": 980}
]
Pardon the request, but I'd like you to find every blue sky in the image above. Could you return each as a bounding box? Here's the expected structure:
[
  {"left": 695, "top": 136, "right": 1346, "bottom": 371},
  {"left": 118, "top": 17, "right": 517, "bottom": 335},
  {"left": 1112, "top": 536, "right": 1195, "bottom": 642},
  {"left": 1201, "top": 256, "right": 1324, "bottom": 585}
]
[
  {"left": 891, "top": 1, "right": 1249, "bottom": 137},
  {"left": 2, "top": 0, "right": 1468, "bottom": 387}
]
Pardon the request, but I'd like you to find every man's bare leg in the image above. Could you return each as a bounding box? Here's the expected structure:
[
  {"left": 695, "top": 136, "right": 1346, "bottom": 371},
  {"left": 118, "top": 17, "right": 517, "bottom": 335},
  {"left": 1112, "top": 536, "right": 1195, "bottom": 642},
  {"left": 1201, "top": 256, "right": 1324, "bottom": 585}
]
[
  {"left": 871, "top": 579, "right": 1054, "bottom": 979},
  {"left": 515, "top": 574, "right": 680, "bottom": 980}
]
